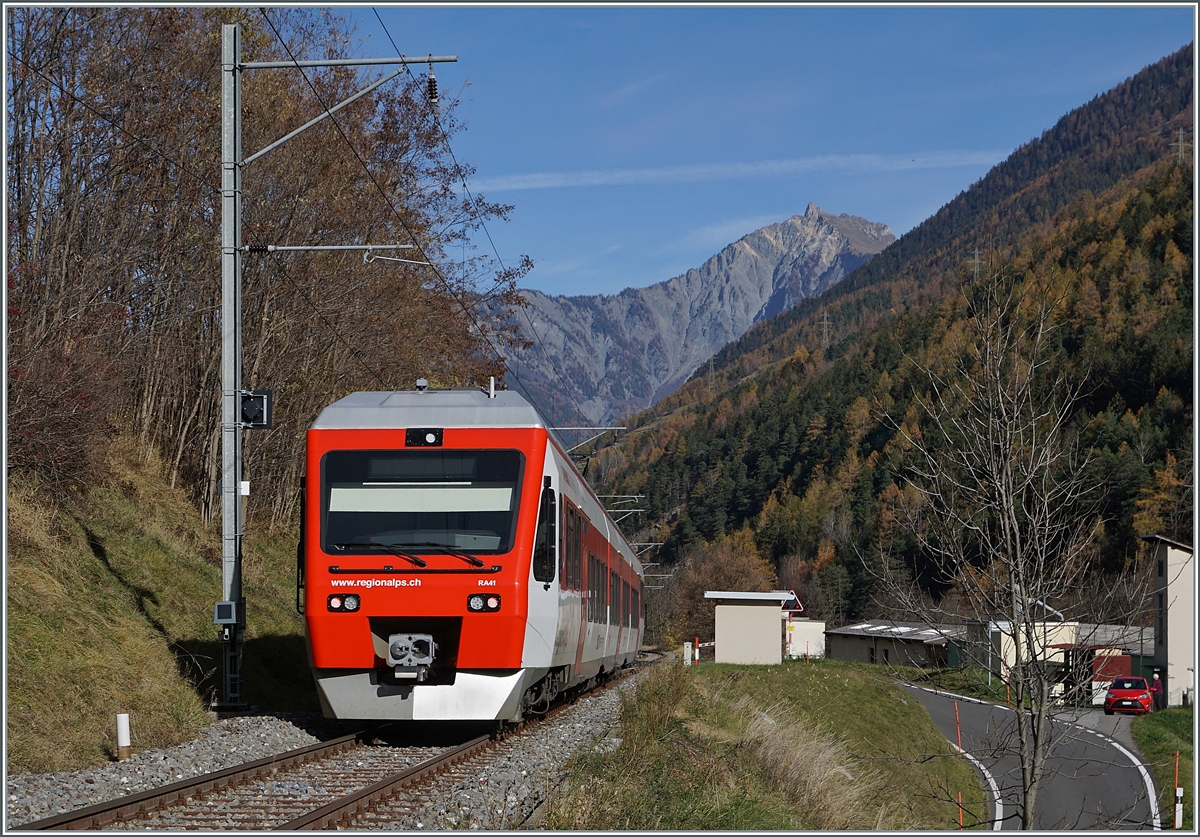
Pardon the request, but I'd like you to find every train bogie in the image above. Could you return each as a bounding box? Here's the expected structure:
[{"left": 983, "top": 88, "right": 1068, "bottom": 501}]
[{"left": 301, "top": 387, "right": 643, "bottom": 722}]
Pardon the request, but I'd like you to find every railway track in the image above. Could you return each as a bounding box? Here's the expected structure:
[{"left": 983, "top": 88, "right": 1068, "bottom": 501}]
[{"left": 18, "top": 665, "right": 646, "bottom": 831}]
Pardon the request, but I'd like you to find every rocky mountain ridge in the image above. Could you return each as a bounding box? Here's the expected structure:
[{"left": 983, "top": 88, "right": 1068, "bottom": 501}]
[{"left": 508, "top": 203, "right": 895, "bottom": 425}]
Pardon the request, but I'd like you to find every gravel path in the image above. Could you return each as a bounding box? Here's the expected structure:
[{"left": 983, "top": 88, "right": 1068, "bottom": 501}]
[{"left": 5, "top": 680, "right": 634, "bottom": 831}]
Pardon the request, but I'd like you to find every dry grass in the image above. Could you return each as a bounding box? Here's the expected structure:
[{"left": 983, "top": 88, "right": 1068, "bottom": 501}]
[
  {"left": 737, "top": 699, "right": 908, "bottom": 830},
  {"left": 6, "top": 476, "right": 211, "bottom": 772},
  {"left": 541, "top": 661, "right": 973, "bottom": 830},
  {"left": 5, "top": 439, "right": 313, "bottom": 775}
]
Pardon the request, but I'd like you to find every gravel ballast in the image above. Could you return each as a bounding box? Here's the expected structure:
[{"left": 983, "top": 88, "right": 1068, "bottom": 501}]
[{"left": 5, "top": 681, "right": 633, "bottom": 830}]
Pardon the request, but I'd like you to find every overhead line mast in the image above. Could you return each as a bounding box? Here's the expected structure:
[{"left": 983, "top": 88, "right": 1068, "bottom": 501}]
[{"left": 216, "top": 22, "right": 456, "bottom": 710}]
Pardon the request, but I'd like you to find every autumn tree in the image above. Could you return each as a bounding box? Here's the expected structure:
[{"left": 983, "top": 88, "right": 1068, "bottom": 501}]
[
  {"left": 6, "top": 7, "right": 529, "bottom": 520},
  {"left": 652, "top": 529, "right": 778, "bottom": 648}
]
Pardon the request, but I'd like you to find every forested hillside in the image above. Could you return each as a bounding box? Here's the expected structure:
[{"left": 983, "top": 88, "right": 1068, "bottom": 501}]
[{"left": 594, "top": 45, "right": 1193, "bottom": 635}]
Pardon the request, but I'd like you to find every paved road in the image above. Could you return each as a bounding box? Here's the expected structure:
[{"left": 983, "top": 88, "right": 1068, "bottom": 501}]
[{"left": 903, "top": 685, "right": 1159, "bottom": 830}]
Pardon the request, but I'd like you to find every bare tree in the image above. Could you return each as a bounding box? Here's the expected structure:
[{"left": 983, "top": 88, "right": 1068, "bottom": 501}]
[{"left": 880, "top": 261, "right": 1113, "bottom": 828}]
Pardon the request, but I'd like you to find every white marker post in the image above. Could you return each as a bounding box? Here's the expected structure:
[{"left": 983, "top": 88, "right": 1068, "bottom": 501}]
[
  {"left": 1175, "top": 750, "right": 1183, "bottom": 830},
  {"left": 116, "top": 714, "right": 131, "bottom": 760}
]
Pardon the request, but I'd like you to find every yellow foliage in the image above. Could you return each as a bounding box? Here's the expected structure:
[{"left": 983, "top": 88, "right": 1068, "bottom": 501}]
[{"left": 658, "top": 529, "right": 778, "bottom": 647}]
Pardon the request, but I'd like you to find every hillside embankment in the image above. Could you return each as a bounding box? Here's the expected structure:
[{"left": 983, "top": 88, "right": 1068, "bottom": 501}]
[{"left": 6, "top": 439, "right": 313, "bottom": 774}]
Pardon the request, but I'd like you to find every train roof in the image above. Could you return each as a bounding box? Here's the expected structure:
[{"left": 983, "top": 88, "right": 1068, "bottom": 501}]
[
  {"left": 311, "top": 389, "right": 547, "bottom": 431},
  {"left": 313, "top": 389, "right": 644, "bottom": 575}
]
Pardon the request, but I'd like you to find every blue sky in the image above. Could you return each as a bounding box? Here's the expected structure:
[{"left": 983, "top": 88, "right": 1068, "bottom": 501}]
[{"left": 351, "top": 5, "right": 1195, "bottom": 298}]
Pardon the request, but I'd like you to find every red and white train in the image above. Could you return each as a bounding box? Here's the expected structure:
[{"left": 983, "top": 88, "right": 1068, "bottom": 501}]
[{"left": 299, "top": 384, "right": 644, "bottom": 722}]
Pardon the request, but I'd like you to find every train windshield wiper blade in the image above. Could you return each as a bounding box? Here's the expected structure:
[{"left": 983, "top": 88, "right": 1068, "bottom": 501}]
[
  {"left": 411, "top": 542, "right": 486, "bottom": 568},
  {"left": 333, "top": 542, "right": 427, "bottom": 568}
]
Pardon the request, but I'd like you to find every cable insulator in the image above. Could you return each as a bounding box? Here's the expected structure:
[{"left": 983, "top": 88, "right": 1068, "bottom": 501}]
[{"left": 427, "top": 59, "right": 438, "bottom": 107}]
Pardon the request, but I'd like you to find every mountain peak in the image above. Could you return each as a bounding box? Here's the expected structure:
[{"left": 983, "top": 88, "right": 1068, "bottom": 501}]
[{"left": 508, "top": 208, "right": 895, "bottom": 425}]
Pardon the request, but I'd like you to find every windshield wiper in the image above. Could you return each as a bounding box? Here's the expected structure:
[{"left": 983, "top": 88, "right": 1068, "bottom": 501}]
[
  {"left": 333, "top": 542, "right": 427, "bottom": 568},
  {"left": 410, "top": 542, "right": 486, "bottom": 568}
]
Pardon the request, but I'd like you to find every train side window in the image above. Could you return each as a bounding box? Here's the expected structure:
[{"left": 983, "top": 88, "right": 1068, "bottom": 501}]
[
  {"left": 533, "top": 479, "right": 556, "bottom": 583},
  {"left": 567, "top": 505, "right": 576, "bottom": 590},
  {"left": 609, "top": 570, "right": 620, "bottom": 625},
  {"left": 565, "top": 504, "right": 578, "bottom": 591},
  {"left": 589, "top": 554, "right": 602, "bottom": 623},
  {"left": 586, "top": 554, "right": 594, "bottom": 622},
  {"left": 632, "top": 588, "right": 640, "bottom": 627},
  {"left": 595, "top": 556, "right": 602, "bottom": 622}
]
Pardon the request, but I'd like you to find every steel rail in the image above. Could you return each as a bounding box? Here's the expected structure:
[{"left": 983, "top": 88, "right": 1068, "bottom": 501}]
[
  {"left": 18, "top": 661, "right": 652, "bottom": 831},
  {"left": 17, "top": 730, "right": 368, "bottom": 830},
  {"left": 303, "top": 666, "right": 649, "bottom": 830},
  {"left": 276, "top": 734, "right": 493, "bottom": 830}
]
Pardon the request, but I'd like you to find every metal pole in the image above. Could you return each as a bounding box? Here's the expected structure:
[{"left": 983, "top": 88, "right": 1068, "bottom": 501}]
[
  {"left": 213, "top": 26, "right": 452, "bottom": 712},
  {"left": 219, "top": 23, "right": 245, "bottom": 710}
]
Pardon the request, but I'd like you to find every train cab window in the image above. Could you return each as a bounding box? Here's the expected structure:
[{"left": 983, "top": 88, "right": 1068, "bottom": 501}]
[
  {"left": 533, "top": 479, "right": 556, "bottom": 583},
  {"left": 321, "top": 449, "right": 523, "bottom": 554}
]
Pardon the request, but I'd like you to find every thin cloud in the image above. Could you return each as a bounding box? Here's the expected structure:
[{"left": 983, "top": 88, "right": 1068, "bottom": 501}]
[
  {"left": 471, "top": 150, "right": 1008, "bottom": 192},
  {"left": 668, "top": 214, "right": 786, "bottom": 253},
  {"left": 597, "top": 72, "right": 672, "bottom": 108}
]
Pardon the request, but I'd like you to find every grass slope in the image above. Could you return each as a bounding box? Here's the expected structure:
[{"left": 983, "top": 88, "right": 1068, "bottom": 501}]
[
  {"left": 1133, "top": 707, "right": 1194, "bottom": 830},
  {"left": 5, "top": 439, "right": 316, "bottom": 774},
  {"left": 543, "top": 660, "right": 987, "bottom": 830}
]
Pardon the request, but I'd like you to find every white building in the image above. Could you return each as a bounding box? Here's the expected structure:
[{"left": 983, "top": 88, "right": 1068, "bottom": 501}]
[
  {"left": 1143, "top": 534, "right": 1194, "bottom": 707},
  {"left": 704, "top": 591, "right": 793, "bottom": 665}
]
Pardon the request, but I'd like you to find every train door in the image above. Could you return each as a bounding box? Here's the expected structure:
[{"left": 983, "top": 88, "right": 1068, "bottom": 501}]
[
  {"left": 523, "top": 472, "right": 558, "bottom": 668},
  {"left": 553, "top": 483, "right": 576, "bottom": 666},
  {"left": 569, "top": 502, "right": 588, "bottom": 679}
]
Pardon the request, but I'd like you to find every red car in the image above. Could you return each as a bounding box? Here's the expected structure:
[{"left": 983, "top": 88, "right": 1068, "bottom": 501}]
[{"left": 1103, "top": 676, "right": 1153, "bottom": 715}]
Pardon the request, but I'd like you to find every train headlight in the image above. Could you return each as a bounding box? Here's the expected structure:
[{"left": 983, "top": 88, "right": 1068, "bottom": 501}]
[
  {"left": 327, "top": 594, "right": 360, "bottom": 612},
  {"left": 467, "top": 594, "right": 501, "bottom": 612}
]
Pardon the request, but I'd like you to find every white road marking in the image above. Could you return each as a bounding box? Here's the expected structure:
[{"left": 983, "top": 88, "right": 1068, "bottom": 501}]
[
  {"left": 906, "top": 683, "right": 1162, "bottom": 830},
  {"left": 951, "top": 741, "right": 1004, "bottom": 829}
]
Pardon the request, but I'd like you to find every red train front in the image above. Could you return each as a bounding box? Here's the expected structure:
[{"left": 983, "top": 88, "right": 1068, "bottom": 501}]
[{"left": 300, "top": 386, "right": 643, "bottom": 721}]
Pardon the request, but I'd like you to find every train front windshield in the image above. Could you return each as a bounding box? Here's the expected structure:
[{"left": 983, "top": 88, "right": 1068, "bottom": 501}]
[{"left": 321, "top": 449, "right": 524, "bottom": 554}]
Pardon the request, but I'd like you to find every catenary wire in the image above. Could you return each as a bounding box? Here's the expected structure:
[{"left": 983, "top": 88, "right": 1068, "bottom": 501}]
[
  {"left": 257, "top": 8, "right": 537, "bottom": 407},
  {"left": 256, "top": 9, "right": 581, "bottom": 424},
  {"left": 256, "top": 11, "right": 516, "bottom": 370},
  {"left": 370, "top": 8, "right": 595, "bottom": 427}
]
